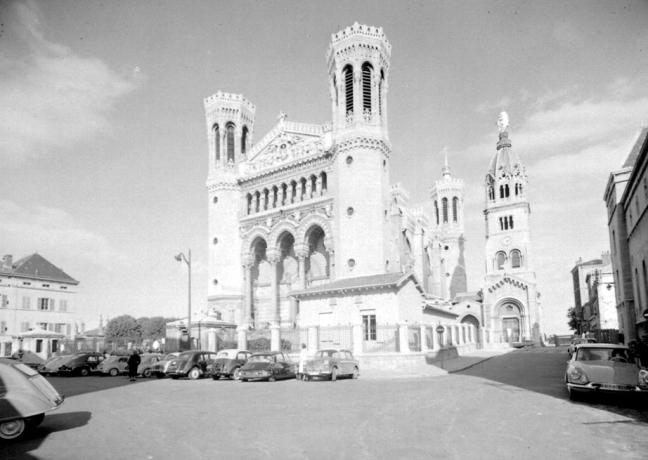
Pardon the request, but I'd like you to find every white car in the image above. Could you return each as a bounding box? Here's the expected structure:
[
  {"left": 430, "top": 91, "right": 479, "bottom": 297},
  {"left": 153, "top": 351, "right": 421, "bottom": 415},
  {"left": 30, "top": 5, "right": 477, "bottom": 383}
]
[{"left": 565, "top": 343, "right": 648, "bottom": 400}]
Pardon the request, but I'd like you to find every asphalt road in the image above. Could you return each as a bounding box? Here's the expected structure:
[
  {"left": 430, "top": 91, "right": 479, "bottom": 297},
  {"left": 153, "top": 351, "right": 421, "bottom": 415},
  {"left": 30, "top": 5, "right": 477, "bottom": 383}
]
[{"left": 2, "top": 347, "right": 647, "bottom": 459}]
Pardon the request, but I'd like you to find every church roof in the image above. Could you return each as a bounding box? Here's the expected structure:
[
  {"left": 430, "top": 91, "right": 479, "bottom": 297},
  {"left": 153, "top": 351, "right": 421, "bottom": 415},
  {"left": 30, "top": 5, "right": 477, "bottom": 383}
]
[
  {"left": 1, "top": 253, "right": 79, "bottom": 285},
  {"left": 290, "top": 272, "right": 412, "bottom": 297},
  {"left": 487, "top": 131, "right": 524, "bottom": 178},
  {"left": 621, "top": 127, "right": 648, "bottom": 168}
]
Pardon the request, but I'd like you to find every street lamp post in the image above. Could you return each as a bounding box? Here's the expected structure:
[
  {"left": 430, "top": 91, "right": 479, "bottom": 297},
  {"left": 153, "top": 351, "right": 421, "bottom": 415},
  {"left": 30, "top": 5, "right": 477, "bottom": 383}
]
[{"left": 175, "top": 250, "right": 191, "bottom": 350}]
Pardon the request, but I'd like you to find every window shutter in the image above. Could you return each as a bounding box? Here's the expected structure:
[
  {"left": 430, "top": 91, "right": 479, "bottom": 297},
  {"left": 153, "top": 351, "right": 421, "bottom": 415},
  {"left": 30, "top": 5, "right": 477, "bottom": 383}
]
[{"left": 50, "top": 298, "right": 56, "bottom": 310}]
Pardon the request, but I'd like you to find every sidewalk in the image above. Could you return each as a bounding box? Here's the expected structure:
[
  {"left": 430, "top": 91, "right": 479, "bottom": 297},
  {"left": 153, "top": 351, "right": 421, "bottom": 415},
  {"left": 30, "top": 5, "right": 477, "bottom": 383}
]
[{"left": 359, "top": 348, "right": 513, "bottom": 380}]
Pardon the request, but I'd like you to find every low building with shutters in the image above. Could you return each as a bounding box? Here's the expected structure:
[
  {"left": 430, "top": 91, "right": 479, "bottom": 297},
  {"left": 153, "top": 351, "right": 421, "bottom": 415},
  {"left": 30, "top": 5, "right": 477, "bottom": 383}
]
[{"left": 0, "top": 253, "right": 80, "bottom": 357}]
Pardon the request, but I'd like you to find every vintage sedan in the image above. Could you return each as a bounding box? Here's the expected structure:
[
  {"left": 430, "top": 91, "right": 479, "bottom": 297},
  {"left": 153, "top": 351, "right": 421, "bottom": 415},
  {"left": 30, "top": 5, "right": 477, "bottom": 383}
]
[
  {"left": 54, "top": 352, "right": 105, "bottom": 376},
  {"left": 150, "top": 352, "right": 180, "bottom": 378},
  {"left": 38, "top": 355, "right": 70, "bottom": 376},
  {"left": 95, "top": 355, "right": 129, "bottom": 376},
  {"left": 165, "top": 351, "right": 219, "bottom": 380},
  {"left": 206, "top": 349, "right": 252, "bottom": 380},
  {"left": 137, "top": 353, "right": 163, "bottom": 378},
  {"left": 238, "top": 351, "right": 296, "bottom": 382},
  {"left": 304, "top": 349, "right": 359, "bottom": 381},
  {"left": 565, "top": 343, "right": 648, "bottom": 400},
  {"left": 0, "top": 359, "right": 65, "bottom": 440}
]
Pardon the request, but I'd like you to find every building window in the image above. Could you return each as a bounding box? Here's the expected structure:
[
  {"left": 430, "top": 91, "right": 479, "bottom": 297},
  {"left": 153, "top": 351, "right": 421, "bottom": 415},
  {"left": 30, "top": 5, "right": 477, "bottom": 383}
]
[
  {"left": 241, "top": 125, "right": 249, "bottom": 155},
  {"left": 362, "top": 62, "right": 372, "bottom": 112},
  {"left": 452, "top": 197, "right": 458, "bottom": 222},
  {"left": 496, "top": 251, "right": 506, "bottom": 270},
  {"left": 22, "top": 297, "right": 30, "bottom": 309},
  {"left": 510, "top": 249, "right": 521, "bottom": 268},
  {"left": 213, "top": 124, "right": 220, "bottom": 162},
  {"left": 347, "top": 259, "right": 356, "bottom": 269},
  {"left": 38, "top": 298, "right": 53, "bottom": 311},
  {"left": 379, "top": 69, "right": 385, "bottom": 116},
  {"left": 347, "top": 207, "right": 354, "bottom": 216},
  {"left": 362, "top": 314, "right": 376, "bottom": 341},
  {"left": 0, "top": 321, "right": 6, "bottom": 334},
  {"left": 442, "top": 198, "right": 448, "bottom": 223},
  {"left": 343, "top": 65, "right": 353, "bottom": 115},
  {"left": 213, "top": 196, "right": 218, "bottom": 204},
  {"left": 0, "top": 294, "right": 7, "bottom": 309},
  {"left": 213, "top": 279, "right": 218, "bottom": 285},
  {"left": 22, "top": 281, "right": 31, "bottom": 286},
  {"left": 59, "top": 300, "right": 68, "bottom": 312},
  {"left": 226, "top": 122, "right": 235, "bottom": 163},
  {"left": 346, "top": 155, "right": 353, "bottom": 165},
  {"left": 509, "top": 215, "right": 514, "bottom": 229}
]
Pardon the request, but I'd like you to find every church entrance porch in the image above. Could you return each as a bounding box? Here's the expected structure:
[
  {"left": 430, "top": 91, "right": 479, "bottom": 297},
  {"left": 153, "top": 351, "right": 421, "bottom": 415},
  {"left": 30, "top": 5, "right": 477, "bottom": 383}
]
[{"left": 493, "top": 299, "right": 527, "bottom": 344}]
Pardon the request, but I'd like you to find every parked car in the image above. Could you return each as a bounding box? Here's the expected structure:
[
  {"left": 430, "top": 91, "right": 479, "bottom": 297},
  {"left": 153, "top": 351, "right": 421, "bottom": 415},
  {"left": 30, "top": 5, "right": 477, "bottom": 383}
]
[
  {"left": 238, "top": 351, "right": 296, "bottom": 382},
  {"left": 150, "top": 352, "right": 180, "bottom": 378},
  {"left": 567, "top": 337, "right": 597, "bottom": 356},
  {"left": 206, "top": 349, "right": 252, "bottom": 380},
  {"left": 0, "top": 359, "right": 64, "bottom": 440},
  {"left": 565, "top": 343, "right": 648, "bottom": 400},
  {"left": 56, "top": 352, "right": 105, "bottom": 376},
  {"left": 38, "top": 355, "right": 70, "bottom": 376},
  {"left": 137, "top": 353, "right": 163, "bottom": 378},
  {"left": 304, "top": 349, "right": 359, "bottom": 381},
  {"left": 165, "top": 351, "right": 219, "bottom": 380},
  {"left": 95, "top": 355, "right": 129, "bottom": 376}
]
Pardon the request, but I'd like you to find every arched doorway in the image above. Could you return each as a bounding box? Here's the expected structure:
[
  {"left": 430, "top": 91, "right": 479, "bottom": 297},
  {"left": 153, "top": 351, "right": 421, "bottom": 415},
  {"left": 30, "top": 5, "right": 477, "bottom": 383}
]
[
  {"left": 305, "top": 226, "right": 329, "bottom": 286},
  {"left": 497, "top": 301, "right": 523, "bottom": 343},
  {"left": 461, "top": 314, "right": 481, "bottom": 349},
  {"left": 250, "top": 237, "right": 270, "bottom": 328}
]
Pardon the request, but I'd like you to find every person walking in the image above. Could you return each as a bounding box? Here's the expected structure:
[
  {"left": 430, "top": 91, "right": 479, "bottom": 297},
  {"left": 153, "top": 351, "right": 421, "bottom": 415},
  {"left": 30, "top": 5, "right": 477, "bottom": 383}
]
[
  {"left": 298, "top": 343, "right": 308, "bottom": 381},
  {"left": 127, "top": 349, "right": 141, "bottom": 382}
]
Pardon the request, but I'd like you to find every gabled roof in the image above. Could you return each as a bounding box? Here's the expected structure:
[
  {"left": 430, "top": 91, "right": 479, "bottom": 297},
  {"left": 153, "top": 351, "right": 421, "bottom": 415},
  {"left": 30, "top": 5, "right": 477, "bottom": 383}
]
[
  {"left": 2, "top": 253, "right": 79, "bottom": 285},
  {"left": 290, "top": 272, "right": 414, "bottom": 298}
]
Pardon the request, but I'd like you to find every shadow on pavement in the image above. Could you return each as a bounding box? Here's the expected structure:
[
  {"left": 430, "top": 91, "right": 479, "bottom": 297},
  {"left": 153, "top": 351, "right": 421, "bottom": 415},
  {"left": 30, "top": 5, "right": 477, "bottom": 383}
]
[
  {"left": 0, "top": 411, "right": 92, "bottom": 459},
  {"left": 46, "top": 375, "right": 158, "bottom": 398},
  {"left": 456, "top": 347, "right": 648, "bottom": 424}
]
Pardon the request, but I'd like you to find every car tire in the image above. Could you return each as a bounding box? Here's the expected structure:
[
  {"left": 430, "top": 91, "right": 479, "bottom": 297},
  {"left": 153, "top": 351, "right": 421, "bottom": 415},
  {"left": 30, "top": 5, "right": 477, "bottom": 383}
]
[
  {"left": 188, "top": 367, "right": 201, "bottom": 380},
  {"left": 331, "top": 367, "right": 337, "bottom": 382},
  {"left": 232, "top": 367, "right": 241, "bottom": 380},
  {"left": 0, "top": 418, "right": 26, "bottom": 440},
  {"left": 26, "top": 414, "right": 45, "bottom": 428},
  {"left": 109, "top": 368, "right": 119, "bottom": 377},
  {"left": 352, "top": 367, "right": 359, "bottom": 379},
  {"left": 80, "top": 367, "right": 90, "bottom": 377},
  {"left": 155, "top": 372, "right": 164, "bottom": 379},
  {"left": 142, "top": 369, "right": 152, "bottom": 378},
  {"left": 241, "top": 379, "right": 248, "bottom": 382}
]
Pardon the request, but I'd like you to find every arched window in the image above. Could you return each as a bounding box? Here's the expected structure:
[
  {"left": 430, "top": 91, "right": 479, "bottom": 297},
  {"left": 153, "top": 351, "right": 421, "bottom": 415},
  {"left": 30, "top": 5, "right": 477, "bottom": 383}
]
[
  {"left": 272, "top": 186, "right": 278, "bottom": 208},
  {"left": 343, "top": 65, "right": 354, "bottom": 115},
  {"left": 496, "top": 251, "right": 506, "bottom": 270},
  {"left": 362, "top": 62, "right": 373, "bottom": 112},
  {"left": 488, "top": 186, "right": 494, "bottom": 200},
  {"left": 241, "top": 126, "right": 249, "bottom": 155},
  {"left": 509, "top": 215, "right": 514, "bottom": 229},
  {"left": 300, "top": 178, "right": 307, "bottom": 201},
  {"left": 504, "top": 184, "right": 510, "bottom": 198},
  {"left": 434, "top": 201, "right": 439, "bottom": 225},
  {"left": 442, "top": 198, "right": 448, "bottom": 223},
  {"left": 254, "top": 191, "right": 260, "bottom": 213},
  {"left": 246, "top": 193, "right": 252, "bottom": 215},
  {"left": 290, "top": 181, "right": 297, "bottom": 203},
  {"left": 226, "top": 123, "right": 235, "bottom": 163},
  {"left": 510, "top": 249, "right": 521, "bottom": 268},
  {"left": 452, "top": 197, "right": 459, "bottom": 222},
  {"left": 499, "top": 185, "right": 504, "bottom": 199},
  {"left": 310, "top": 175, "right": 317, "bottom": 198},
  {"left": 213, "top": 124, "right": 220, "bottom": 162},
  {"left": 320, "top": 172, "right": 328, "bottom": 194},
  {"left": 281, "top": 183, "right": 288, "bottom": 205}
]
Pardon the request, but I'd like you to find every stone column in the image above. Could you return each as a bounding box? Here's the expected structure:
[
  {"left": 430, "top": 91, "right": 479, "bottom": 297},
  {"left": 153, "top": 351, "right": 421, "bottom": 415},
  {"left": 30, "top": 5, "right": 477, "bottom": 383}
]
[
  {"left": 267, "top": 250, "right": 280, "bottom": 325},
  {"left": 420, "top": 325, "right": 428, "bottom": 353},
  {"left": 295, "top": 245, "right": 308, "bottom": 290},
  {"left": 243, "top": 259, "right": 253, "bottom": 327},
  {"left": 352, "top": 323, "right": 363, "bottom": 356},
  {"left": 398, "top": 323, "right": 410, "bottom": 353},
  {"left": 305, "top": 179, "right": 313, "bottom": 199},
  {"left": 270, "top": 324, "right": 280, "bottom": 351},
  {"left": 307, "top": 326, "right": 318, "bottom": 353},
  {"left": 207, "top": 330, "right": 217, "bottom": 352},
  {"left": 316, "top": 175, "right": 323, "bottom": 196},
  {"left": 445, "top": 324, "right": 453, "bottom": 347},
  {"left": 237, "top": 326, "right": 248, "bottom": 350}
]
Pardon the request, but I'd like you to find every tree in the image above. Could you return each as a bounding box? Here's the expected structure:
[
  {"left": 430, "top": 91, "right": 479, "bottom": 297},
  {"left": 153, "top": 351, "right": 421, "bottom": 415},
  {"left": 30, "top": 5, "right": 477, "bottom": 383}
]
[
  {"left": 137, "top": 316, "right": 167, "bottom": 340},
  {"left": 566, "top": 307, "right": 579, "bottom": 332},
  {"left": 105, "top": 315, "right": 141, "bottom": 343}
]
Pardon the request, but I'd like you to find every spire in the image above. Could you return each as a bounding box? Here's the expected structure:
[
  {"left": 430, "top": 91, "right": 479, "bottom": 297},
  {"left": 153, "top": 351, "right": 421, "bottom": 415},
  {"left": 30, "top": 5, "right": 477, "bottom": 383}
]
[{"left": 441, "top": 147, "right": 451, "bottom": 178}]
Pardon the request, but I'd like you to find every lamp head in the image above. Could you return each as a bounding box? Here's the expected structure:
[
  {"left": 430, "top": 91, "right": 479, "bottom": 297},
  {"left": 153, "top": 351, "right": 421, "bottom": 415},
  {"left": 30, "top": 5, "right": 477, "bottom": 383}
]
[{"left": 174, "top": 254, "right": 182, "bottom": 262}]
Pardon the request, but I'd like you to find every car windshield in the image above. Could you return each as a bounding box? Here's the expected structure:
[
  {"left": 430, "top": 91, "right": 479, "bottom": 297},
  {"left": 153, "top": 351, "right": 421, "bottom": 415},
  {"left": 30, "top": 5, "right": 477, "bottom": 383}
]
[
  {"left": 576, "top": 347, "right": 632, "bottom": 362},
  {"left": 249, "top": 355, "right": 274, "bottom": 363}
]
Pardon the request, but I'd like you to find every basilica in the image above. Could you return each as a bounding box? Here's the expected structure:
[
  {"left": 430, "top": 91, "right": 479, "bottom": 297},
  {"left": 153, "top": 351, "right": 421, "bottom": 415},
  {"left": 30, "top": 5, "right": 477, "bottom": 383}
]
[{"left": 203, "top": 23, "right": 542, "bottom": 350}]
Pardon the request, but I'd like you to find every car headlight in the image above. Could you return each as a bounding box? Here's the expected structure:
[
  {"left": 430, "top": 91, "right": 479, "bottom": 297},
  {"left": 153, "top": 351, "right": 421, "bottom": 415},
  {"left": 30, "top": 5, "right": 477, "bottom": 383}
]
[
  {"left": 567, "top": 367, "right": 589, "bottom": 384},
  {"left": 639, "top": 369, "right": 648, "bottom": 387}
]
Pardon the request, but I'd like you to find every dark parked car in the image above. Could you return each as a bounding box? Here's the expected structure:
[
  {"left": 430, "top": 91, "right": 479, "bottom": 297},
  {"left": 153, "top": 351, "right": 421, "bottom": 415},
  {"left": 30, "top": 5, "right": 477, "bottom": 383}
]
[
  {"left": 165, "top": 351, "right": 219, "bottom": 380},
  {"left": 0, "top": 359, "right": 64, "bottom": 440},
  {"left": 239, "top": 351, "right": 296, "bottom": 382},
  {"left": 206, "top": 349, "right": 252, "bottom": 380},
  {"left": 304, "top": 349, "right": 359, "bottom": 381},
  {"left": 56, "top": 352, "right": 105, "bottom": 376}
]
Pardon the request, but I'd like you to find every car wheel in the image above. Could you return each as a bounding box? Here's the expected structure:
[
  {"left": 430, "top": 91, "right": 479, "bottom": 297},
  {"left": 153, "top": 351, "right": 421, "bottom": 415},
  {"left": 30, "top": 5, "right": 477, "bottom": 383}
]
[
  {"left": 0, "top": 418, "right": 26, "bottom": 440},
  {"left": 142, "top": 369, "right": 152, "bottom": 378},
  {"left": 155, "top": 372, "right": 164, "bottom": 379},
  {"left": 80, "top": 367, "right": 90, "bottom": 377},
  {"left": 352, "top": 367, "right": 359, "bottom": 379},
  {"left": 188, "top": 367, "right": 201, "bottom": 380},
  {"left": 268, "top": 374, "right": 276, "bottom": 382},
  {"left": 331, "top": 367, "right": 337, "bottom": 382},
  {"left": 232, "top": 367, "right": 241, "bottom": 381},
  {"left": 26, "top": 414, "right": 45, "bottom": 428},
  {"left": 241, "top": 379, "right": 248, "bottom": 382},
  {"left": 109, "top": 368, "right": 119, "bottom": 377}
]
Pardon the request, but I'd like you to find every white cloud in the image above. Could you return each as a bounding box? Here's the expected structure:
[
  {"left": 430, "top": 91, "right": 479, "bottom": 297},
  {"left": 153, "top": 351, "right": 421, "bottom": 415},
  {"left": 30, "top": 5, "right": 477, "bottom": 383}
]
[
  {"left": 0, "top": 0, "right": 139, "bottom": 161},
  {"left": 0, "top": 199, "right": 128, "bottom": 268}
]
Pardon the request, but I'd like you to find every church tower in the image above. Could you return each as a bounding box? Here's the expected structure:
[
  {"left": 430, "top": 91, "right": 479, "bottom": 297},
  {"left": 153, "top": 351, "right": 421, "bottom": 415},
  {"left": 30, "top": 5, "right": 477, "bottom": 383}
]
[
  {"left": 327, "top": 23, "right": 393, "bottom": 278},
  {"left": 482, "top": 112, "right": 542, "bottom": 343},
  {"left": 205, "top": 91, "right": 256, "bottom": 321},
  {"left": 430, "top": 151, "right": 467, "bottom": 299}
]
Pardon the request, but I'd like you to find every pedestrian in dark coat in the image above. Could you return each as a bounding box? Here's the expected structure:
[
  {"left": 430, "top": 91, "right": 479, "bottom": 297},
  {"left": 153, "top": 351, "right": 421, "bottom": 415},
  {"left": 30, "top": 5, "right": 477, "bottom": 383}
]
[{"left": 127, "top": 350, "right": 141, "bottom": 381}]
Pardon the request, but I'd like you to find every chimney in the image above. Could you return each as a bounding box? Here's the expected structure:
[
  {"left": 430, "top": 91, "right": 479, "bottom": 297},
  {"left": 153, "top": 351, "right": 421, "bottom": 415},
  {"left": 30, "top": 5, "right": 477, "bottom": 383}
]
[{"left": 2, "top": 255, "right": 13, "bottom": 271}]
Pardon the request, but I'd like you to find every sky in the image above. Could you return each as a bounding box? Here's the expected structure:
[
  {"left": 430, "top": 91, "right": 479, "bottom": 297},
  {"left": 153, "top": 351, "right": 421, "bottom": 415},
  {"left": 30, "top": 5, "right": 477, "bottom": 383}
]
[{"left": 1, "top": 0, "right": 647, "bottom": 334}]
